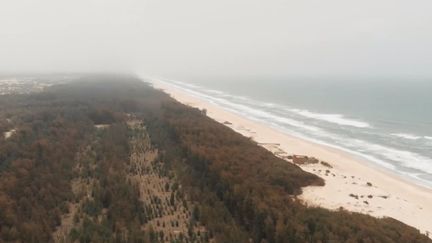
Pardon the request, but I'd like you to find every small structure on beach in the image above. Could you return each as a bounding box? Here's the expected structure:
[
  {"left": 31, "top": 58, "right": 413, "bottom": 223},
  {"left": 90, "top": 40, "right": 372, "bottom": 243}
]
[
  {"left": 292, "top": 155, "right": 308, "bottom": 164},
  {"left": 291, "top": 155, "right": 319, "bottom": 165}
]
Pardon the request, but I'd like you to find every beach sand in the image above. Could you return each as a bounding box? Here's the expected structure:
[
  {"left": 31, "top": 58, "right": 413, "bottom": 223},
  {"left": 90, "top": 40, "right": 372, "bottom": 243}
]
[{"left": 150, "top": 79, "right": 432, "bottom": 236}]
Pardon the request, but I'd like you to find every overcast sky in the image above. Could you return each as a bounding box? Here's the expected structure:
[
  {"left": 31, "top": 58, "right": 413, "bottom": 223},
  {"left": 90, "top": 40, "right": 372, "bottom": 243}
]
[{"left": 1, "top": 0, "right": 431, "bottom": 80}]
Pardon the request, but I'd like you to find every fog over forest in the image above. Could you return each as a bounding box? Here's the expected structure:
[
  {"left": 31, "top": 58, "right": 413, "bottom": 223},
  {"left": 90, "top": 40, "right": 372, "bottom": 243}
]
[{"left": 1, "top": 0, "right": 432, "bottom": 80}]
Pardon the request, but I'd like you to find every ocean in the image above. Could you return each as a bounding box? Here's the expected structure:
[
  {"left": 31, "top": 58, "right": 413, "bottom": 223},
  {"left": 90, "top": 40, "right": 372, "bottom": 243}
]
[{"left": 150, "top": 77, "right": 432, "bottom": 188}]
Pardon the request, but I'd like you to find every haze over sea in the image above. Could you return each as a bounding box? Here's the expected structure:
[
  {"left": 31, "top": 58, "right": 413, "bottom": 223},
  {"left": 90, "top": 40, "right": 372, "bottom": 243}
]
[{"left": 152, "top": 77, "right": 432, "bottom": 188}]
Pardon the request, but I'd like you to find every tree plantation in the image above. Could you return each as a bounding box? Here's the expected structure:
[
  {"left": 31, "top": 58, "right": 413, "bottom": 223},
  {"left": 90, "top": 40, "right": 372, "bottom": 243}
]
[{"left": 0, "top": 75, "right": 430, "bottom": 242}]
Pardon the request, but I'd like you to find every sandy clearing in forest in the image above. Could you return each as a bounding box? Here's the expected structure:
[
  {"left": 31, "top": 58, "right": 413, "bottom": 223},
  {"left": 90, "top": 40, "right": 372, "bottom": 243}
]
[{"left": 4, "top": 129, "right": 16, "bottom": 139}]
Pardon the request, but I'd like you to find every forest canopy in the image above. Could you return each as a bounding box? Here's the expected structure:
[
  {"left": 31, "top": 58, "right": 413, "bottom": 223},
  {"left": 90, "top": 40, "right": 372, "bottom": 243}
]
[{"left": 0, "top": 74, "right": 429, "bottom": 243}]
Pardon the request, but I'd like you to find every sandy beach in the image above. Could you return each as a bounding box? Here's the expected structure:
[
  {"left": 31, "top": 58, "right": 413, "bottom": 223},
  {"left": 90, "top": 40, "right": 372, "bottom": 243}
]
[{"left": 150, "top": 79, "right": 432, "bottom": 236}]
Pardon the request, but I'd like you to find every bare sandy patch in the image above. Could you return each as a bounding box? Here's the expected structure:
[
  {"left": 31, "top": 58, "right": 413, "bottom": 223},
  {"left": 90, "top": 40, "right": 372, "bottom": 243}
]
[{"left": 4, "top": 129, "right": 16, "bottom": 139}]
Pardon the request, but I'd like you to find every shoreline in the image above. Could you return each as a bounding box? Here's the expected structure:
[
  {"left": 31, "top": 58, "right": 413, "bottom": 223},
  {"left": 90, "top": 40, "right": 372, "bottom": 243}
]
[{"left": 149, "top": 79, "right": 432, "bottom": 236}]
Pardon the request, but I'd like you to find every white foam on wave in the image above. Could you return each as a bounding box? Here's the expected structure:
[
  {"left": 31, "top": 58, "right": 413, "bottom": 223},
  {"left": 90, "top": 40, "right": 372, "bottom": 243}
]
[
  {"left": 169, "top": 79, "right": 202, "bottom": 89},
  {"left": 290, "top": 109, "right": 371, "bottom": 128},
  {"left": 204, "top": 92, "right": 323, "bottom": 133},
  {"left": 391, "top": 133, "right": 422, "bottom": 140},
  {"left": 207, "top": 89, "right": 226, "bottom": 96},
  {"left": 349, "top": 139, "right": 432, "bottom": 173},
  {"left": 425, "top": 136, "right": 432, "bottom": 140},
  {"left": 161, "top": 77, "right": 372, "bottom": 130},
  {"left": 154, "top": 77, "right": 322, "bottom": 133}
]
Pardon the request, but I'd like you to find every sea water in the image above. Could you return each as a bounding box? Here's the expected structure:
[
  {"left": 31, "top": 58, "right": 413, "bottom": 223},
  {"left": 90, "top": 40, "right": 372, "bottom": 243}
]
[{"left": 150, "top": 77, "right": 432, "bottom": 188}]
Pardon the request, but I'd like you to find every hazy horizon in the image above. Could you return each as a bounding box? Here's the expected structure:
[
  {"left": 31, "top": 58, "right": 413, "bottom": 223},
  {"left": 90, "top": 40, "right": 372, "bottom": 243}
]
[{"left": 1, "top": 0, "right": 432, "bottom": 80}]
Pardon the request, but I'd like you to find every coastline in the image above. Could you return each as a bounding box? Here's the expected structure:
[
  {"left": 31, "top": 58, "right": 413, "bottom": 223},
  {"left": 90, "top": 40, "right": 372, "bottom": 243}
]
[{"left": 149, "top": 79, "right": 432, "bottom": 236}]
